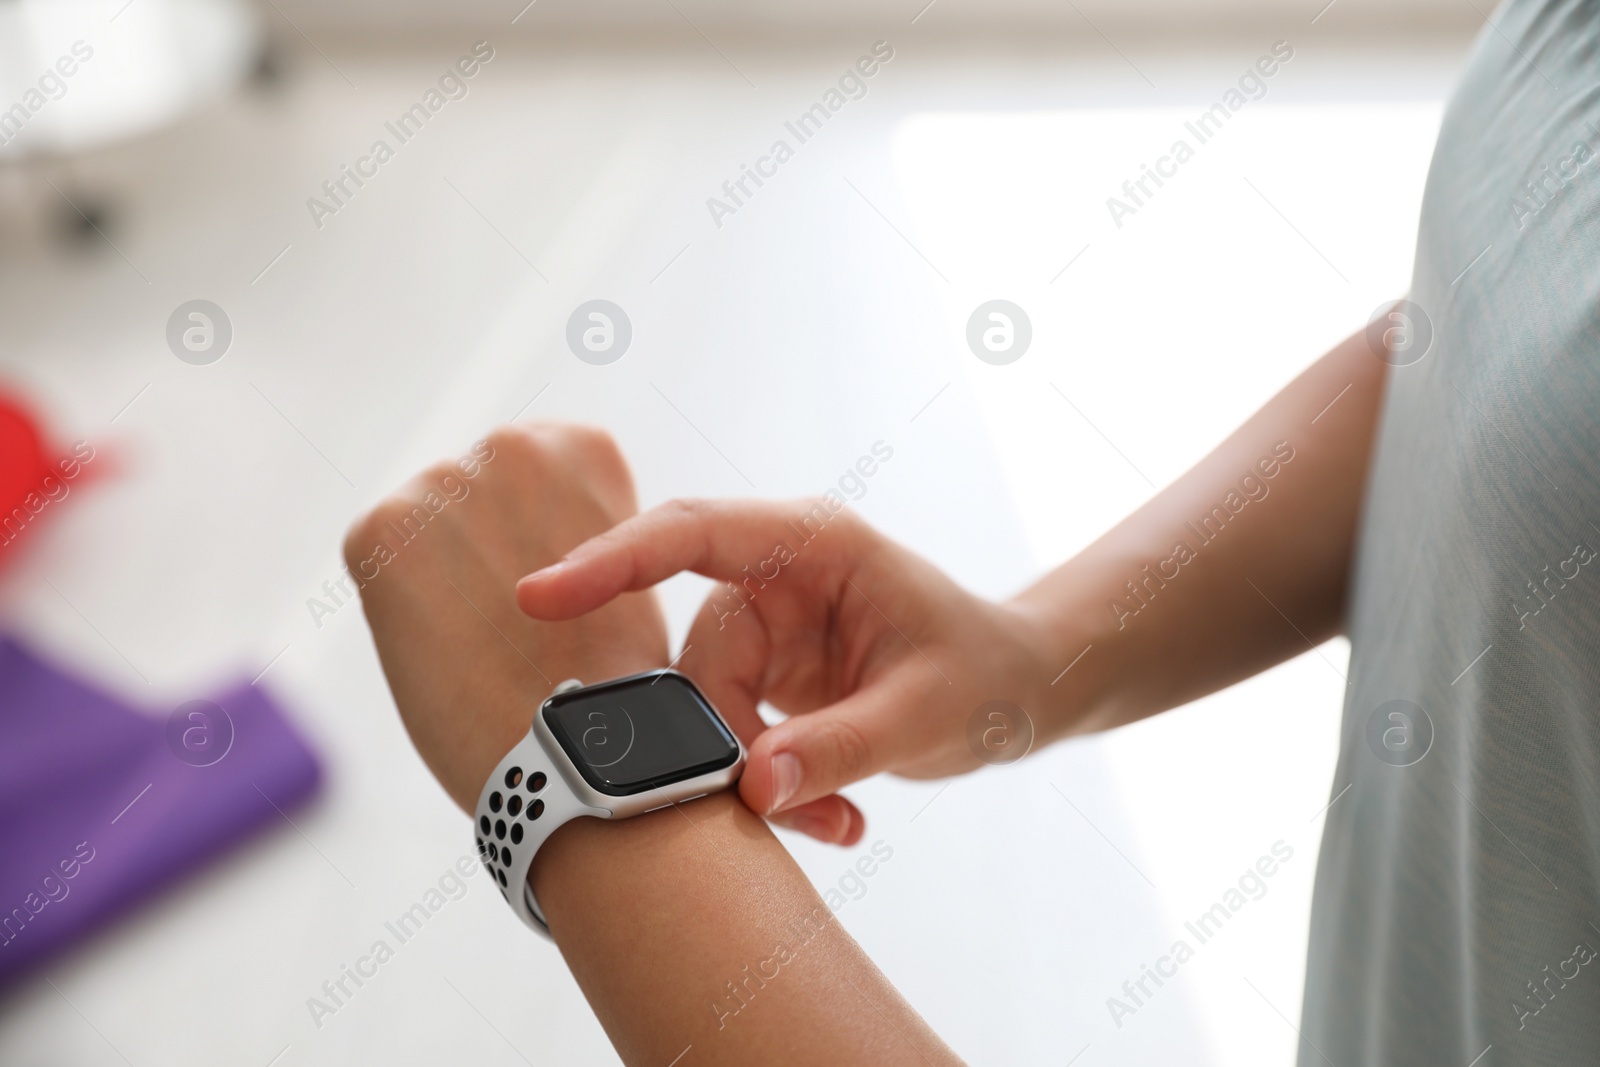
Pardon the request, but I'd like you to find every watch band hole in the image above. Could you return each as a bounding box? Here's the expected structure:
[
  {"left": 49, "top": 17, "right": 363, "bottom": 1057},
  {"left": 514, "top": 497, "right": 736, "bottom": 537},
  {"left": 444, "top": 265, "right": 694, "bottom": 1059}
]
[
  {"left": 528, "top": 799, "right": 545, "bottom": 820},
  {"left": 528, "top": 772, "right": 547, "bottom": 793},
  {"left": 505, "top": 767, "right": 523, "bottom": 788},
  {"left": 507, "top": 795, "right": 523, "bottom": 817},
  {"left": 489, "top": 791, "right": 503, "bottom": 813}
]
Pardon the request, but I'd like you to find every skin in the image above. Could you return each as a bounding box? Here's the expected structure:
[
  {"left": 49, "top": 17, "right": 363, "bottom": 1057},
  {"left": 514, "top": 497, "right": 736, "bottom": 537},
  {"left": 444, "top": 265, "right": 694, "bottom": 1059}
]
[
  {"left": 518, "top": 327, "right": 1388, "bottom": 836},
  {"left": 347, "top": 424, "right": 959, "bottom": 1066},
  {"left": 534, "top": 793, "right": 954, "bottom": 1066},
  {"left": 351, "top": 324, "right": 1388, "bottom": 1062}
]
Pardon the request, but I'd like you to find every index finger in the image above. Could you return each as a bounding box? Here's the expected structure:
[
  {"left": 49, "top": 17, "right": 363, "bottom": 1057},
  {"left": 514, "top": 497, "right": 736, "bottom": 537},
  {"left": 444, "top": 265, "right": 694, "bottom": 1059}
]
[{"left": 516, "top": 497, "right": 851, "bottom": 620}]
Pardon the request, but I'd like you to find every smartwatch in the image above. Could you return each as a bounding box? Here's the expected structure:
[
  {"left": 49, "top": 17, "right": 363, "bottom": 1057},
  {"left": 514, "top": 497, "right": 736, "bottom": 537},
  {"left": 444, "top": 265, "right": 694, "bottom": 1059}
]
[{"left": 473, "top": 669, "right": 746, "bottom": 938}]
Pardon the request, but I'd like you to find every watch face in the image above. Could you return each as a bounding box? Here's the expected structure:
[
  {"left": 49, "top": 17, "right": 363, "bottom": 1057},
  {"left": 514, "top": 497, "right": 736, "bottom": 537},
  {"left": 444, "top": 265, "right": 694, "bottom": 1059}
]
[{"left": 542, "top": 672, "right": 741, "bottom": 797}]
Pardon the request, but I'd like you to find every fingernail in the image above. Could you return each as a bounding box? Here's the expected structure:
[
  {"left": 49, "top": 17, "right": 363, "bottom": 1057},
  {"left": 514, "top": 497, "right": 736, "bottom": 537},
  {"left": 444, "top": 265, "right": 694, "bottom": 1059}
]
[{"left": 769, "top": 752, "right": 802, "bottom": 813}]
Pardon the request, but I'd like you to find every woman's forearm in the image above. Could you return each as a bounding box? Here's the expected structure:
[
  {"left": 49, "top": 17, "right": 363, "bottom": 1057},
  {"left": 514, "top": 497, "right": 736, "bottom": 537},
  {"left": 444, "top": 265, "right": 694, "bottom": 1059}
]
[
  {"left": 530, "top": 791, "right": 962, "bottom": 1066},
  {"left": 1019, "top": 326, "right": 1388, "bottom": 738}
]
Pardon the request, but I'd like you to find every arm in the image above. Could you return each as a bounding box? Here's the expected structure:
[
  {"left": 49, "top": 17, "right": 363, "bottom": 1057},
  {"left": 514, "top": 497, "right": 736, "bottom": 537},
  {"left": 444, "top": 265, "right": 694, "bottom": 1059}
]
[
  {"left": 534, "top": 792, "right": 952, "bottom": 1065},
  {"left": 518, "top": 328, "right": 1388, "bottom": 826},
  {"left": 1019, "top": 324, "right": 1388, "bottom": 736},
  {"left": 346, "top": 425, "right": 960, "bottom": 1067}
]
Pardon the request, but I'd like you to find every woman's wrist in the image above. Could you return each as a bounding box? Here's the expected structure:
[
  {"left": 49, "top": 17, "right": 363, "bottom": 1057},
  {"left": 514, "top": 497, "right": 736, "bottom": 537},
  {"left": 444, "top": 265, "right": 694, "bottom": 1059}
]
[
  {"left": 524, "top": 789, "right": 960, "bottom": 1066},
  {"left": 1002, "top": 581, "right": 1121, "bottom": 745}
]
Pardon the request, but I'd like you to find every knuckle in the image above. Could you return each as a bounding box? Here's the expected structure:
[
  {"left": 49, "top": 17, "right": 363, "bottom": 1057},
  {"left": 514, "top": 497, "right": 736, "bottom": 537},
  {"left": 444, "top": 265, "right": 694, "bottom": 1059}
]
[
  {"left": 571, "top": 427, "right": 634, "bottom": 499},
  {"left": 787, "top": 497, "right": 828, "bottom": 536},
  {"left": 793, "top": 495, "right": 850, "bottom": 537},
  {"left": 569, "top": 423, "right": 619, "bottom": 455},
  {"left": 830, "top": 505, "right": 869, "bottom": 539},
  {"left": 497, "top": 423, "right": 634, "bottom": 500},
  {"left": 363, "top": 497, "right": 415, "bottom": 536},
  {"left": 514, "top": 420, "right": 606, "bottom": 455},
  {"left": 483, "top": 423, "right": 531, "bottom": 456},
  {"left": 422, "top": 458, "right": 460, "bottom": 487},
  {"left": 342, "top": 495, "right": 412, "bottom": 567},
  {"left": 816, "top": 717, "right": 873, "bottom": 782},
  {"left": 341, "top": 513, "right": 374, "bottom": 569},
  {"left": 485, "top": 424, "right": 549, "bottom": 468},
  {"left": 660, "top": 497, "right": 710, "bottom": 522}
]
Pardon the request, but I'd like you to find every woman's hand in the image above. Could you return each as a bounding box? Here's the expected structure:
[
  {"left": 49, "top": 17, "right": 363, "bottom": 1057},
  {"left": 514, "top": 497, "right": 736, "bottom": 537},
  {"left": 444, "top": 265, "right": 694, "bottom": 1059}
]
[
  {"left": 345, "top": 423, "right": 670, "bottom": 812},
  {"left": 517, "top": 498, "right": 1056, "bottom": 844}
]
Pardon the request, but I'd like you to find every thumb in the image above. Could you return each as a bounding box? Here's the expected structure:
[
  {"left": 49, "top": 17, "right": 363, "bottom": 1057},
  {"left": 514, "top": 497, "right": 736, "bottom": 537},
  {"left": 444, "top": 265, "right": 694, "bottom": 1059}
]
[
  {"left": 690, "top": 652, "right": 867, "bottom": 846},
  {"left": 740, "top": 676, "right": 916, "bottom": 816},
  {"left": 678, "top": 598, "right": 865, "bottom": 846}
]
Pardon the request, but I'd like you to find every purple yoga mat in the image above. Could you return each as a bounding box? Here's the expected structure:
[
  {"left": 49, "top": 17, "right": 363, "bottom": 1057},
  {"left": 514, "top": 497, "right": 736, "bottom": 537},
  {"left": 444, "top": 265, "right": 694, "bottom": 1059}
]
[{"left": 0, "top": 637, "right": 322, "bottom": 985}]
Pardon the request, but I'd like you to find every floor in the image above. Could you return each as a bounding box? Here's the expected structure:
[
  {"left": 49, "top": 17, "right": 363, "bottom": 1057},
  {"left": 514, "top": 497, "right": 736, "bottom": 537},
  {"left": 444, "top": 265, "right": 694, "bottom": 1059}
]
[{"left": 0, "top": 24, "right": 1473, "bottom": 1067}]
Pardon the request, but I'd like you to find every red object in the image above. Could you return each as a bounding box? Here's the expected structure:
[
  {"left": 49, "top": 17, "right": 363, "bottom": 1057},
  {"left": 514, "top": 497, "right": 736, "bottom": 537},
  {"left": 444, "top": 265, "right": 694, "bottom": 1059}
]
[
  {"left": 0, "top": 392, "right": 86, "bottom": 561},
  {"left": 0, "top": 394, "right": 50, "bottom": 509}
]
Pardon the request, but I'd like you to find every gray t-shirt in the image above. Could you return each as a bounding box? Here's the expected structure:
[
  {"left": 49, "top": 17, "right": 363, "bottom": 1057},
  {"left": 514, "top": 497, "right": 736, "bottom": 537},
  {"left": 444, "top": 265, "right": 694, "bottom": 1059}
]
[{"left": 1302, "top": 1, "right": 1600, "bottom": 1062}]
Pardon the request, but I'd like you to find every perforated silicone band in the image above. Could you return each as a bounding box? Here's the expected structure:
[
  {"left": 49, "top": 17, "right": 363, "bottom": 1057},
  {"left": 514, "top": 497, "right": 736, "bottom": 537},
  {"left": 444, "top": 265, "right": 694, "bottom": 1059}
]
[{"left": 472, "top": 680, "right": 604, "bottom": 938}]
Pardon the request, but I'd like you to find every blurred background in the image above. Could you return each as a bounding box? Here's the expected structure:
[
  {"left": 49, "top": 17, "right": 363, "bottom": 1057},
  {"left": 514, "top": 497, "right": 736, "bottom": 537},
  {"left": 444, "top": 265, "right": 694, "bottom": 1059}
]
[{"left": 0, "top": 0, "right": 1480, "bottom": 1063}]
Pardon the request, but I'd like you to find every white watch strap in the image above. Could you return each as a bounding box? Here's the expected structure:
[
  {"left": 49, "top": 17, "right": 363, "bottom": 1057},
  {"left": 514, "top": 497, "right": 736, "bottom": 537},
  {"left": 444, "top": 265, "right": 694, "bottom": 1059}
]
[{"left": 474, "top": 680, "right": 605, "bottom": 939}]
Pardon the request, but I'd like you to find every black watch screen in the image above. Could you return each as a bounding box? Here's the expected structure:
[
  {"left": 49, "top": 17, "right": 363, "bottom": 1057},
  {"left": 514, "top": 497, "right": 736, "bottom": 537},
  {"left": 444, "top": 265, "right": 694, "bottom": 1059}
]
[{"left": 542, "top": 672, "right": 740, "bottom": 797}]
